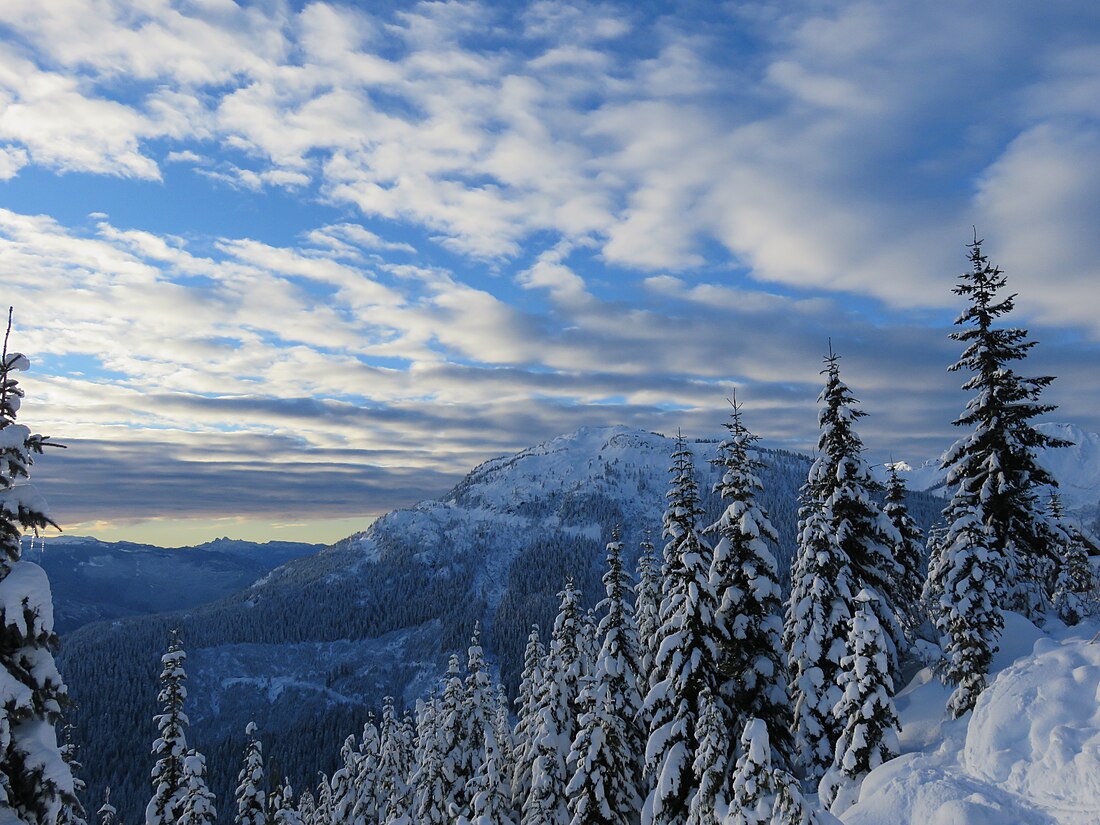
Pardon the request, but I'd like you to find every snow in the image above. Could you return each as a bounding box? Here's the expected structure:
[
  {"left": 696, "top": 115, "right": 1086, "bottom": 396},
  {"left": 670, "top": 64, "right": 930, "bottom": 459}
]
[{"left": 842, "top": 613, "right": 1100, "bottom": 824}]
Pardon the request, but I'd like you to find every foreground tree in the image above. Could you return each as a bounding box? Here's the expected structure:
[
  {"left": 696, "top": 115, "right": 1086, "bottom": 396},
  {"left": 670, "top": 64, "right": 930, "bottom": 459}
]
[
  {"left": 643, "top": 437, "right": 722, "bottom": 825},
  {"left": 512, "top": 626, "right": 546, "bottom": 811},
  {"left": 0, "top": 315, "right": 76, "bottom": 825},
  {"left": 1047, "top": 492, "right": 1095, "bottom": 625},
  {"left": 707, "top": 400, "right": 793, "bottom": 771},
  {"left": 178, "top": 751, "right": 217, "bottom": 825},
  {"left": 883, "top": 464, "right": 926, "bottom": 638},
  {"left": 147, "top": 631, "right": 190, "bottom": 825},
  {"left": 235, "top": 723, "right": 266, "bottom": 825}
]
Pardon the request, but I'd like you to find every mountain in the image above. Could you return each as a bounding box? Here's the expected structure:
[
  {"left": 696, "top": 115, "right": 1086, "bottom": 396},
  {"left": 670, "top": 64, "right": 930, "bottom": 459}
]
[
  {"left": 55, "top": 425, "right": 945, "bottom": 822},
  {"left": 35, "top": 536, "right": 324, "bottom": 634}
]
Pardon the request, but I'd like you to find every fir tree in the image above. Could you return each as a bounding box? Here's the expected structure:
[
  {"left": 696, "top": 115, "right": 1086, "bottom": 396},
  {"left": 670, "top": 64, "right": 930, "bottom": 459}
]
[
  {"left": 633, "top": 534, "right": 661, "bottom": 688},
  {"left": 726, "top": 719, "right": 775, "bottom": 825},
  {"left": 57, "top": 724, "right": 87, "bottom": 825},
  {"left": 807, "top": 350, "right": 905, "bottom": 676},
  {"left": 818, "top": 591, "right": 900, "bottom": 816},
  {"left": 410, "top": 699, "right": 449, "bottom": 825},
  {"left": 706, "top": 399, "right": 793, "bottom": 771},
  {"left": 438, "top": 655, "right": 470, "bottom": 821},
  {"left": 461, "top": 624, "right": 496, "bottom": 816},
  {"left": 147, "top": 630, "right": 189, "bottom": 825},
  {"left": 270, "top": 785, "right": 302, "bottom": 825},
  {"left": 314, "top": 774, "right": 333, "bottom": 825},
  {"left": 97, "top": 789, "right": 117, "bottom": 825},
  {"left": 686, "top": 689, "right": 726, "bottom": 825},
  {"left": 296, "top": 790, "right": 316, "bottom": 825},
  {"left": 769, "top": 772, "right": 829, "bottom": 825},
  {"left": 941, "top": 235, "right": 1069, "bottom": 623},
  {"left": 643, "top": 436, "right": 722, "bottom": 825},
  {"left": 350, "top": 716, "right": 380, "bottom": 825},
  {"left": 923, "top": 502, "right": 1006, "bottom": 717},
  {"left": 0, "top": 319, "right": 75, "bottom": 825},
  {"left": 783, "top": 500, "right": 852, "bottom": 781},
  {"left": 565, "top": 533, "right": 644, "bottom": 825},
  {"left": 235, "top": 722, "right": 267, "bottom": 825},
  {"left": 523, "top": 579, "right": 585, "bottom": 825},
  {"left": 1047, "top": 493, "right": 1095, "bottom": 625},
  {"left": 883, "top": 463, "right": 926, "bottom": 638},
  {"left": 330, "top": 734, "right": 358, "bottom": 825},
  {"left": 376, "top": 697, "right": 410, "bottom": 824},
  {"left": 512, "top": 626, "right": 546, "bottom": 811},
  {"left": 178, "top": 751, "right": 217, "bottom": 825},
  {"left": 468, "top": 727, "right": 515, "bottom": 825}
]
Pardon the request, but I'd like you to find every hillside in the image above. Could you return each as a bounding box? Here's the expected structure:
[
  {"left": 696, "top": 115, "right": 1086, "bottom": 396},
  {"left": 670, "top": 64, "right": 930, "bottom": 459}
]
[{"left": 34, "top": 536, "right": 322, "bottom": 633}]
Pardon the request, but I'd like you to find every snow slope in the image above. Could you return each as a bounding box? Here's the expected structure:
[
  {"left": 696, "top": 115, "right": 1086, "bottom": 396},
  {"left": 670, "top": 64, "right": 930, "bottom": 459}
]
[{"left": 844, "top": 613, "right": 1100, "bottom": 825}]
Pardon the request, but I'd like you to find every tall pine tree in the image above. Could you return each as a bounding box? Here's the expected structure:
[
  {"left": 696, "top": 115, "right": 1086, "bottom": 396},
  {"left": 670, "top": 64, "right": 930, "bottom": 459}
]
[
  {"left": 882, "top": 464, "right": 926, "bottom": 639},
  {"left": 235, "top": 722, "right": 266, "bottom": 825},
  {"left": 147, "top": 631, "right": 189, "bottom": 825},
  {"left": 0, "top": 318, "right": 76, "bottom": 825},
  {"left": 706, "top": 399, "right": 793, "bottom": 771},
  {"left": 512, "top": 626, "right": 545, "bottom": 811}
]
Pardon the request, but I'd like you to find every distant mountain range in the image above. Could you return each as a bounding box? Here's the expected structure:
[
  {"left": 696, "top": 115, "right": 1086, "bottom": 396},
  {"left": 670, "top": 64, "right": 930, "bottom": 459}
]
[
  {"left": 35, "top": 536, "right": 323, "bottom": 634},
  {"left": 53, "top": 423, "right": 1096, "bottom": 822}
]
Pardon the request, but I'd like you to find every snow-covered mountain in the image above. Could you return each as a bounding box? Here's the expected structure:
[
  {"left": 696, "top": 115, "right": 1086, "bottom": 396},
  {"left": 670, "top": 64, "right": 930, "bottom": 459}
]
[
  {"left": 899, "top": 422, "right": 1100, "bottom": 512},
  {"left": 36, "top": 536, "right": 322, "bottom": 633}
]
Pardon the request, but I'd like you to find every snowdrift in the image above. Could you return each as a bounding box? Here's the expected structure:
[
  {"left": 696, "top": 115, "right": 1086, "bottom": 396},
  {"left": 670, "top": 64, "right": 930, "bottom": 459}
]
[{"left": 844, "top": 613, "right": 1100, "bottom": 825}]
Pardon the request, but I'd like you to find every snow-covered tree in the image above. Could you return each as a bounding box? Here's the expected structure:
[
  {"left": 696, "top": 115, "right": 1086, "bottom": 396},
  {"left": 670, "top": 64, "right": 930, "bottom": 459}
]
[
  {"left": 269, "top": 785, "right": 302, "bottom": 825},
  {"left": 296, "top": 790, "right": 316, "bottom": 825},
  {"left": 57, "top": 725, "right": 87, "bottom": 825},
  {"left": 350, "top": 716, "right": 380, "bottom": 825},
  {"left": 376, "top": 697, "right": 411, "bottom": 824},
  {"left": 769, "top": 772, "right": 830, "bottom": 825},
  {"left": 818, "top": 591, "right": 900, "bottom": 816},
  {"left": 686, "top": 689, "right": 726, "bottom": 825},
  {"left": 468, "top": 727, "right": 515, "bottom": 825},
  {"left": 523, "top": 579, "right": 584, "bottom": 825},
  {"left": 634, "top": 534, "right": 661, "bottom": 684},
  {"left": 807, "top": 351, "right": 905, "bottom": 676},
  {"left": 330, "top": 734, "right": 358, "bottom": 825},
  {"left": 1047, "top": 493, "right": 1095, "bottom": 625},
  {"left": 726, "top": 719, "right": 775, "bottom": 825},
  {"left": 0, "top": 323, "right": 76, "bottom": 825},
  {"left": 512, "top": 626, "right": 545, "bottom": 810},
  {"left": 147, "top": 630, "right": 189, "bottom": 825},
  {"left": 706, "top": 400, "right": 793, "bottom": 770},
  {"left": 235, "top": 722, "right": 267, "bottom": 825},
  {"left": 410, "top": 699, "right": 449, "bottom": 825},
  {"left": 315, "top": 774, "right": 333, "bottom": 825},
  {"left": 565, "top": 533, "right": 644, "bottom": 825},
  {"left": 923, "top": 504, "right": 1005, "bottom": 718},
  {"left": 643, "top": 436, "right": 722, "bottom": 825},
  {"left": 178, "top": 751, "right": 218, "bottom": 825},
  {"left": 883, "top": 463, "right": 926, "bottom": 637},
  {"left": 783, "top": 499, "right": 852, "bottom": 781},
  {"left": 461, "top": 624, "right": 496, "bottom": 814},
  {"left": 941, "top": 236, "right": 1069, "bottom": 624},
  {"left": 97, "top": 789, "right": 117, "bottom": 825},
  {"left": 439, "top": 654, "right": 470, "bottom": 820}
]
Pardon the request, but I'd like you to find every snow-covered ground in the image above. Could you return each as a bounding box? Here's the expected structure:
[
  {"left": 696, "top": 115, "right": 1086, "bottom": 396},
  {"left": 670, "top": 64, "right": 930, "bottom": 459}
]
[{"left": 844, "top": 612, "right": 1100, "bottom": 824}]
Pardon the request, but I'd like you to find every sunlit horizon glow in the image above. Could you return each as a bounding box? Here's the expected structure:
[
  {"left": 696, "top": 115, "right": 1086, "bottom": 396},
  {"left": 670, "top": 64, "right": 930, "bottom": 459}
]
[{"left": 2, "top": 1, "right": 1099, "bottom": 546}]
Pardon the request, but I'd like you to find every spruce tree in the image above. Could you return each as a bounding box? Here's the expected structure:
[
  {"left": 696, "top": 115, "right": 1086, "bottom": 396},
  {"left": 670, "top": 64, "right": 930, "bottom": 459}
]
[
  {"left": 1047, "top": 493, "right": 1095, "bottom": 625},
  {"left": 468, "top": 727, "right": 515, "bottom": 825},
  {"left": 706, "top": 400, "right": 793, "bottom": 770},
  {"left": 296, "top": 790, "right": 316, "bottom": 825},
  {"left": 642, "top": 436, "right": 722, "bottom": 825},
  {"left": 330, "top": 734, "right": 358, "bottom": 825},
  {"left": 57, "top": 725, "right": 87, "bottom": 825},
  {"left": 783, "top": 500, "right": 852, "bottom": 781},
  {"left": 512, "top": 626, "right": 545, "bottom": 811},
  {"left": 686, "top": 689, "right": 726, "bottom": 825},
  {"left": 438, "top": 654, "right": 470, "bottom": 820},
  {"left": 807, "top": 351, "right": 905, "bottom": 675},
  {"left": 883, "top": 463, "right": 926, "bottom": 638},
  {"left": 178, "top": 751, "right": 217, "bottom": 825},
  {"left": 818, "top": 591, "right": 899, "bottom": 816},
  {"left": 941, "top": 235, "right": 1069, "bottom": 622},
  {"left": 270, "top": 785, "right": 302, "bottom": 825},
  {"left": 350, "top": 715, "right": 380, "bottom": 825},
  {"left": 376, "top": 697, "right": 411, "bottom": 824},
  {"left": 147, "top": 630, "right": 189, "bottom": 825},
  {"left": 923, "top": 505, "right": 1005, "bottom": 717},
  {"left": 0, "top": 321, "right": 76, "bottom": 825},
  {"left": 633, "top": 534, "right": 661, "bottom": 684},
  {"left": 314, "top": 774, "right": 333, "bottom": 825},
  {"left": 523, "top": 579, "right": 584, "bottom": 825},
  {"left": 461, "top": 624, "right": 496, "bottom": 816},
  {"left": 726, "top": 719, "right": 775, "bottom": 825},
  {"left": 410, "top": 699, "right": 449, "bottom": 825},
  {"left": 565, "top": 533, "right": 643, "bottom": 825},
  {"left": 235, "top": 722, "right": 267, "bottom": 825}
]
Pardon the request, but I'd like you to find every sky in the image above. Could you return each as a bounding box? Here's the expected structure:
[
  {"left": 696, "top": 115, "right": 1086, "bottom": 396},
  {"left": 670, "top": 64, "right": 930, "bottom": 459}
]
[{"left": 1, "top": 0, "right": 1099, "bottom": 546}]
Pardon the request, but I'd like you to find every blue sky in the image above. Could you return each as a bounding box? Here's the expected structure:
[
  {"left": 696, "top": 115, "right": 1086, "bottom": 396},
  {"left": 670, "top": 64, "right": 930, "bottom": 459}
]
[{"left": 1, "top": 0, "right": 1098, "bottom": 545}]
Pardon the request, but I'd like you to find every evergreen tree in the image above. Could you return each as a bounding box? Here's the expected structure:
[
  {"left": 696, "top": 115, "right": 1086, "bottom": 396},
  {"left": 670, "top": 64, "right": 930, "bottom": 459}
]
[
  {"left": 296, "top": 790, "right": 316, "bottom": 825},
  {"left": 97, "top": 789, "right": 117, "bottom": 825},
  {"left": 807, "top": 351, "right": 905, "bottom": 675},
  {"left": 566, "top": 533, "right": 644, "bottom": 825},
  {"left": 314, "top": 774, "right": 333, "bottom": 825},
  {"left": 461, "top": 624, "right": 496, "bottom": 815},
  {"left": 494, "top": 684, "right": 514, "bottom": 787},
  {"left": 1047, "top": 493, "right": 1095, "bottom": 625},
  {"left": 376, "top": 697, "right": 410, "bottom": 824},
  {"left": 235, "top": 722, "right": 267, "bottom": 825},
  {"left": 512, "top": 626, "right": 546, "bottom": 811},
  {"left": 330, "top": 735, "right": 358, "bottom": 825},
  {"left": 726, "top": 719, "right": 775, "bottom": 825},
  {"left": 177, "top": 751, "right": 217, "bottom": 825},
  {"left": 941, "top": 235, "right": 1069, "bottom": 623},
  {"left": 643, "top": 436, "right": 722, "bottom": 825},
  {"left": 0, "top": 322, "right": 76, "bottom": 825},
  {"left": 147, "top": 630, "right": 189, "bottom": 825},
  {"left": 923, "top": 503, "right": 1004, "bottom": 718},
  {"left": 270, "top": 785, "right": 302, "bottom": 825},
  {"left": 523, "top": 579, "right": 584, "bottom": 825},
  {"left": 438, "top": 655, "right": 470, "bottom": 821},
  {"left": 883, "top": 463, "right": 926, "bottom": 638},
  {"left": 783, "top": 501, "right": 852, "bottom": 781},
  {"left": 769, "top": 772, "right": 829, "bottom": 825},
  {"left": 706, "top": 400, "right": 793, "bottom": 770},
  {"left": 818, "top": 591, "right": 900, "bottom": 816},
  {"left": 350, "top": 716, "right": 380, "bottom": 825},
  {"left": 468, "top": 727, "right": 515, "bottom": 825},
  {"left": 686, "top": 689, "right": 726, "bottom": 825},
  {"left": 633, "top": 534, "right": 661, "bottom": 687},
  {"left": 57, "top": 725, "right": 87, "bottom": 825},
  {"left": 410, "top": 699, "right": 449, "bottom": 825}
]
